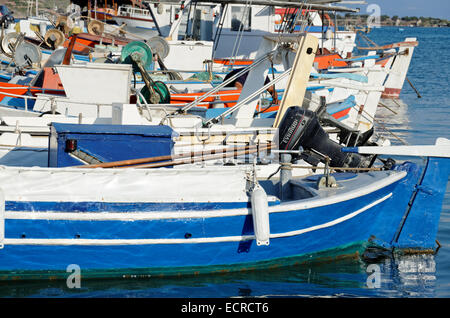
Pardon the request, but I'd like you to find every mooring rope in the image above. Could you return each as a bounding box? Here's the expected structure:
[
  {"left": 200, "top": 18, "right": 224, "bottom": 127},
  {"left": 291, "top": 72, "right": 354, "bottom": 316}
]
[{"left": 290, "top": 165, "right": 382, "bottom": 172}]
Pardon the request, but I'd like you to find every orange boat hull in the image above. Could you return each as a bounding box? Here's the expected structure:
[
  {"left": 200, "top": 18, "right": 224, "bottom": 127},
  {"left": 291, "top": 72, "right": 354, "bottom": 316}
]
[{"left": 170, "top": 89, "right": 242, "bottom": 108}]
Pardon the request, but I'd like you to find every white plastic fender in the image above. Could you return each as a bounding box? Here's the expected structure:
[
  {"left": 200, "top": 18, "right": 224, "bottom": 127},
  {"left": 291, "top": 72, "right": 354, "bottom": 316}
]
[{"left": 251, "top": 184, "right": 270, "bottom": 246}]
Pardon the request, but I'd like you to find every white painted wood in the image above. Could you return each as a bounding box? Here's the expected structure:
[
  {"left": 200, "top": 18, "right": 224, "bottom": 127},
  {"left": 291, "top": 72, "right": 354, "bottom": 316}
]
[
  {"left": 55, "top": 63, "right": 132, "bottom": 104},
  {"left": 163, "top": 41, "right": 214, "bottom": 78},
  {"left": 273, "top": 33, "right": 318, "bottom": 127},
  {"left": 350, "top": 138, "right": 450, "bottom": 158},
  {"left": 229, "top": 37, "right": 277, "bottom": 126},
  {"left": 384, "top": 37, "right": 417, "bottom": 91}
]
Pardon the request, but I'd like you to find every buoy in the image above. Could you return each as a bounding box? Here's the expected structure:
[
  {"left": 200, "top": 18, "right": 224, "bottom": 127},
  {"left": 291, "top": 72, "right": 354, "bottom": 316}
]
[{"left": 251, "top": 184, "right": 270, "bottom": 246}]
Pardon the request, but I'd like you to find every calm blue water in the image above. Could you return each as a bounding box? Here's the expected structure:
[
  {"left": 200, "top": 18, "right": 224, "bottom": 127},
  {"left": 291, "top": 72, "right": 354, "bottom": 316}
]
[{"left": 0, "top": 27, "right": 449, "bottom": 299}]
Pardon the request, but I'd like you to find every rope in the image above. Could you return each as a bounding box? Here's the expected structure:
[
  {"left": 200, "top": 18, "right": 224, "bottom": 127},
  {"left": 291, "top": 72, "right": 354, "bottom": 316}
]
[
  {"left": 168, "top": 49, "right": 277, "bottom": 116},
  {"left": 299, "top": 4, "right": 312, "bottom": 33},
  {"left": 268, "top": 161, "right": 382, "bottom": 180},
  {"left": 378, "top": 101, "right": 398, "bottom": 115},
  {"left": 351, "top": 103, "right": 409, "bottom": 146},
  {"left": 280, "top": 161, "right": 293, "bottom": 170},
  {"left": 290, "top": 164, "right": 383, "bottom": 172}
]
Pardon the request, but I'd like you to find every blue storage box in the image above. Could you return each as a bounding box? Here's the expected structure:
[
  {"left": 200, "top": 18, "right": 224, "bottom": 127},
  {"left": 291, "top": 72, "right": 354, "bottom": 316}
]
[{"left": 48, "top": 123, "right": 177, "bottom": 167}]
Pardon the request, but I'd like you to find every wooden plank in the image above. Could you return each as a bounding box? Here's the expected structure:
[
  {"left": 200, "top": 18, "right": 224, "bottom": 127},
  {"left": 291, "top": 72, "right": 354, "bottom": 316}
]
[
  {"left": 358, "top": 41, "right": 419, "bottom": 50},
  {"left": 273, "top": 33, "right": 318, "bottom": 128},
  {"left": 342, "top": 138, "right": 450, "bottom": 158}
]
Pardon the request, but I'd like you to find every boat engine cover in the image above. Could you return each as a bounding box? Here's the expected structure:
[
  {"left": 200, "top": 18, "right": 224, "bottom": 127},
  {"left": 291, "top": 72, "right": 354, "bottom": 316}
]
[{"left": 278, "top": 106, "right": 372, "bottom": 168}]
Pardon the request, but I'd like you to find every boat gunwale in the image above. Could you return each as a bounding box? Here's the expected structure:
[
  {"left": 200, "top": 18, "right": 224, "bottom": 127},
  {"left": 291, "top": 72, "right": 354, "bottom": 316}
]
[{"left": 1, "top": 169, "right": 406, "bottom": 220}]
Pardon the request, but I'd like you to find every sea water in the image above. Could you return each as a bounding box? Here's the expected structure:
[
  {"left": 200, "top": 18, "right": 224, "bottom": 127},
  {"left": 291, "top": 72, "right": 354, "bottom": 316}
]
[{"left": 0, "top": 27, "right": 449, "bottom": 299}]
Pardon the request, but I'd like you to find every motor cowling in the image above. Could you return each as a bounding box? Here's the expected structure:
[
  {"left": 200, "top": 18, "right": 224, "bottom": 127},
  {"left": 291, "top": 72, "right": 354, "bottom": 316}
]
[{"left": 278, "top": 106, "right": 373, "bottom": 168}]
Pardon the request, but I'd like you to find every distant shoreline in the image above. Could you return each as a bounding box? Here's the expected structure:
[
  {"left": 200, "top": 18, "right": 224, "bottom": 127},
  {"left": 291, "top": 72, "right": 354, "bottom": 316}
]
[{"left": 373, "top": 25, "right": 449, "bottom": 28}]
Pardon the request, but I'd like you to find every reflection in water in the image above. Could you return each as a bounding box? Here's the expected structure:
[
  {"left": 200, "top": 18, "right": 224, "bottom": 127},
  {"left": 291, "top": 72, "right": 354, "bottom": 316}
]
[
  {"left": 0, "top": 258, "right": 367, "bottom": 298},
  {"left": 0, "top": 253, "right": 438, "bottom": 298},
  {"left": 372, "top": 254, "right": 437, "bottom": 297},
  {"left": 372, "top": 99, "right": 439, "bottom": 296},
  {"left": 374, "top": 98, "right": 411, "bottom": 145}
]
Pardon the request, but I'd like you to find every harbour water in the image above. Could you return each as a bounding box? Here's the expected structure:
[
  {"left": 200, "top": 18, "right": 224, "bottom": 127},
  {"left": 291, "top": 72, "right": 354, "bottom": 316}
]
[{"left": 0, "top": 27, "right": 449, "bottom": 299}]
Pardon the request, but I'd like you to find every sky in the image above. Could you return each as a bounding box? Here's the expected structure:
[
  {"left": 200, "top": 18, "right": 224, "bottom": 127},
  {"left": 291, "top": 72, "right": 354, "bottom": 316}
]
[{"left": 343, "top": 0, "right": 450, "bottom": 20}]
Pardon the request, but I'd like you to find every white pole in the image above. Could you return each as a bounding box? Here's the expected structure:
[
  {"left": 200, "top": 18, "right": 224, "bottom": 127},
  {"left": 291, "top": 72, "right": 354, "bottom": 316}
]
[{"left": 342, "top": 138, "right": 450, "bottom": 158}]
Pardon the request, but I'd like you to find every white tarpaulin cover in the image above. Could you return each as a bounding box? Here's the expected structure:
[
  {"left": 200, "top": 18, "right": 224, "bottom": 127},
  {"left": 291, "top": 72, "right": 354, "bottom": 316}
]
[{"left": 0, "top": 166, "right": 251, "bottom": 203}]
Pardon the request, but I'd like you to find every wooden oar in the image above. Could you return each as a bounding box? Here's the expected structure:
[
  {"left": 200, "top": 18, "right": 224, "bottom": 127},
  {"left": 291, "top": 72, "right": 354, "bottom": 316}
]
[
  {"left": 77, "top": 143, "right": 273, "bottom": 169},
  {"left": 130, "top": 143, "right": 273, "bottom": 169}
]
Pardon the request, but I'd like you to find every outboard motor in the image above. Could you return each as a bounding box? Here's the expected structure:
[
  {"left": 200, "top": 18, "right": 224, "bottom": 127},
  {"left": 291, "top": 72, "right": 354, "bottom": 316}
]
[{"left": 278, "top": 106, "right": 374, "bottom": 168}]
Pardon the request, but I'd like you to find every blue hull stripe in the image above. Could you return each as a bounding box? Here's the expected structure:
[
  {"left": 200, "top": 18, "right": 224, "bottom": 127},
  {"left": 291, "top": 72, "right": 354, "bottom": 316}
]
[
  {"left": 3, "top": 194, "right": 391, "bottom": 244},
  {"left": 5, "top": 201, "right": 251, "bottom": 212}
]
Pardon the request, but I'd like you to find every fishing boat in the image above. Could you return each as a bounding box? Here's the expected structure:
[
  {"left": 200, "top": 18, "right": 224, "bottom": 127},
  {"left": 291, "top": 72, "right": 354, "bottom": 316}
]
[
  {"left": 0, "top": 28, "right": 448, "bottom": 280},
  {"left": 0, "top": 32, "right": 408, "bottom": 188},
  {"left": 0, "top": 2, "right": 421, "bottom": 166},
  {"left": 0, "top": 29, "right": 410, "bottom": 111},
  {"left": 210, "top": 1, "right": 359, "bottom": 61},
  {"left": 0, "top": 0, "right": 416, "bottom": 100},
  {"left": 0, "top": 33, "right": 388, "bottom": 147},
  {"left": 0, "top": 108, "right": 448, "bottom": 280}
]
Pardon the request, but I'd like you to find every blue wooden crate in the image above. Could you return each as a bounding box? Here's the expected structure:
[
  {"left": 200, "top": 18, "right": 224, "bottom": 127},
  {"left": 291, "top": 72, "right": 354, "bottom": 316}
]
[{"left": 48, "top": 123, "right": 177, "bottom": 167}]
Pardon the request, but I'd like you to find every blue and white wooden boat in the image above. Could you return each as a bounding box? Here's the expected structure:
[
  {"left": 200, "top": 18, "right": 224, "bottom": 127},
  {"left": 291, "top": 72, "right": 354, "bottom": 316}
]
[
  {"left": 0, "top": 123, "right": 448, "bottom": 280},
  {"left": 0, "top": 29, "right": 446, "bottom": 281}
]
